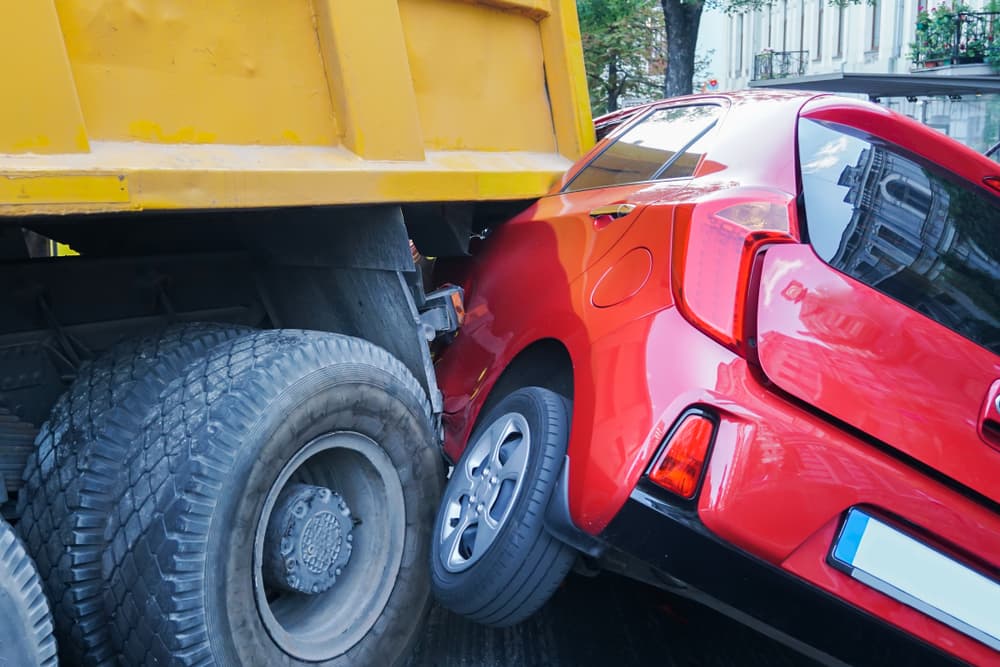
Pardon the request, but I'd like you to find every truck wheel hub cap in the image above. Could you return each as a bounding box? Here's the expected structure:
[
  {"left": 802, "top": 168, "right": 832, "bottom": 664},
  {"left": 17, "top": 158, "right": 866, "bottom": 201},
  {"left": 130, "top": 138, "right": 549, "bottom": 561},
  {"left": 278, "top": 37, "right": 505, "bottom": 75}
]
[{"left": 263, "top": 483, "right": 353, "bottom": 595}]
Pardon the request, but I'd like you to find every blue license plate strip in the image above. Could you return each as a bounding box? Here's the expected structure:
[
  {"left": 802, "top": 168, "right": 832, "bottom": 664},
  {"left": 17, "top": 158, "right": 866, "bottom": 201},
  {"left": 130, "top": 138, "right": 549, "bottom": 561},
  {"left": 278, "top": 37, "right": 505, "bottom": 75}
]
[{"left": 830, "top": 508, "right": 1000, "bottom": 652}]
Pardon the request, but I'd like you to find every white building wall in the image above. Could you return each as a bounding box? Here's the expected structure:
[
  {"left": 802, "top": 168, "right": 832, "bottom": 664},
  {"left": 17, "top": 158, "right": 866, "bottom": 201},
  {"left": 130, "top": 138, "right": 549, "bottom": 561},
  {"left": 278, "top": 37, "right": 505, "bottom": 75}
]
[
  {"left": 698, "top": 9, "right": 729, "bottom": 89},
  {"left": 697, "top": 0, "right": 990, "bottom": 91}
]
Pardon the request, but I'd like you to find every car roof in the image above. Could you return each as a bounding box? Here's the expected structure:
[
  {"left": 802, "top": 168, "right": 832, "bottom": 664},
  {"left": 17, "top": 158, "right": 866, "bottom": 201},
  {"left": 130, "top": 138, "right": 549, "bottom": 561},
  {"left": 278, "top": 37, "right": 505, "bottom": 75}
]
[{"left": 592, "top": 90, "right": 822, "bottom": 126}]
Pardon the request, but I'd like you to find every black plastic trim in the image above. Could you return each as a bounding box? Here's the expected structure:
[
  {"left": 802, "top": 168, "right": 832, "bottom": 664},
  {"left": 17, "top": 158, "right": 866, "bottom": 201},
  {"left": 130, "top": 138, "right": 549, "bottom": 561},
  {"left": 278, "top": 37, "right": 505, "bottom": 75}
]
[
  {"left": 650, "top": 120, "right": 720, "bottom": 181},
  {"left": 543, "top": 456, "right": 606, "bottom": 558},
  {"left": 600, "top": 488, "right": 964, "bottom": 667}
]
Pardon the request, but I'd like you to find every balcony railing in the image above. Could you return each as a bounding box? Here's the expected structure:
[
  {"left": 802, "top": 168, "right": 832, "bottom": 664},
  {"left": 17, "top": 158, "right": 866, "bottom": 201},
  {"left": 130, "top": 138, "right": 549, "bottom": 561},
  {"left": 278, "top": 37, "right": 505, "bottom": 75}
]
[
  {"left": 752, "top": 50, "right": 808, "bottom": 81},
  {"left": 911, "top": 11, "right": 1000, "bottom": 68}
]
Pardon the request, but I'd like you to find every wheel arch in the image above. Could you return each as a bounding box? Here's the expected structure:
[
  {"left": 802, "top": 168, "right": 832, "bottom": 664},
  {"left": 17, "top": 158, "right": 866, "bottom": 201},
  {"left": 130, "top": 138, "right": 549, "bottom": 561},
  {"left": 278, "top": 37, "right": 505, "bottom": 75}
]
[
  {"left": 472, "top": 338, "right": 574, "bottom": 436},
  {"left": 461, "top": 338, "right": 608, "bottom": 559}
]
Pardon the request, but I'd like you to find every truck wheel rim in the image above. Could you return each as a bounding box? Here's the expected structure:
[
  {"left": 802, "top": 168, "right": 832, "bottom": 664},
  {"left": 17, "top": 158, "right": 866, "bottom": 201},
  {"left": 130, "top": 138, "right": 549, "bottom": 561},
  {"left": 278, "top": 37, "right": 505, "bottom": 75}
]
[
  {"left": 253, "top": 431, "right": 405, "bottom": 661},
  {"left": 439, "top": 412, "right": 531, "bottom": 573}
]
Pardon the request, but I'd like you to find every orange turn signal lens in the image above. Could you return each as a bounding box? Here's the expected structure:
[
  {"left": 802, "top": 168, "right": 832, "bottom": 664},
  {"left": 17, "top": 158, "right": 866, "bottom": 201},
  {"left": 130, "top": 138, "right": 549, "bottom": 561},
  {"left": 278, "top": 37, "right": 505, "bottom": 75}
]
[
  {"left": 648, "top": 414, "right": 715, "bottom": 499},
  {"left": 450, "top": 289, "right": 466, "bottom": 327}
]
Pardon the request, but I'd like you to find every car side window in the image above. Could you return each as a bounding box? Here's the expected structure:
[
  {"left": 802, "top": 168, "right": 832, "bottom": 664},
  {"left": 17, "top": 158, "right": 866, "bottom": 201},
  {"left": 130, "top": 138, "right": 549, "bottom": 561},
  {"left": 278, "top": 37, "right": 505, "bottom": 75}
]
[
  {"left": 594, "top": 110, "right": 642, "bottom": 141},
  {"left": 798, "top": 118, "right": 1000, "bottom": 353},
  {"left": 564, "top": 105, "right": 721, "bottom": 193}
]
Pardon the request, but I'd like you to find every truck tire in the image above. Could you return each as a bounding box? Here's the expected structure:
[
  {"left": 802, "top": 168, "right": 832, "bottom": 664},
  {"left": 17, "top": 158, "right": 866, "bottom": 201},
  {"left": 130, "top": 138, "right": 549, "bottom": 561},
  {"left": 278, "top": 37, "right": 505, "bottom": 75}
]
[
  {"left": 0, "top": 516, "right": 57, "bottom": 667},
  {"left": 430, "top": 386, "right": 576, "bottom": 626},
  {"left": 104, "top": 330, "right": 443, "bottom": 666},
  {"left": 17, "top": 323, "right": 251, "bottom": 665}
]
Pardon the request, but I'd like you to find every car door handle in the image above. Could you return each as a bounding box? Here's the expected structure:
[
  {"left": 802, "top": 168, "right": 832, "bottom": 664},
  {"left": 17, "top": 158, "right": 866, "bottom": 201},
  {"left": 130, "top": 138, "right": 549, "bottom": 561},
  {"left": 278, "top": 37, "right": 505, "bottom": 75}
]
[{"left": 589, "top": 203, "right": 636, "bottom": 220}]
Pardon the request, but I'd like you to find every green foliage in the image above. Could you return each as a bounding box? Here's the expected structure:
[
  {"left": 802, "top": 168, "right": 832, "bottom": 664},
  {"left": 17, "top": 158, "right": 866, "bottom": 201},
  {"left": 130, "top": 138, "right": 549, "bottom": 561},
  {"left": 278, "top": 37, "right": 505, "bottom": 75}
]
[
  {"left": 581, "top": 0, "right": 870, "bottom": 103},
  {"left": 577, "top": 0, "right": 664, "bottom": 113},
  {"left": 693, "top": 49, "right": 717, "bottom": 91},
  {"left": 943, "top": 180, "right": 1000, "bottom": 263},
  {"left": 716, "top": 0, "right": 774, "bottom": 13},
  {"left": 910, "top": 3, "right": 1000, "bottom": 69},
  {"left": 986, "top": 43, "right": 1000, "bottom": 69},
  {"left": 933, "top": 176, "right": 1000, "bottom": 345},
  {"left": 913, "top": 4, "right": 969, "bottom": 62}
]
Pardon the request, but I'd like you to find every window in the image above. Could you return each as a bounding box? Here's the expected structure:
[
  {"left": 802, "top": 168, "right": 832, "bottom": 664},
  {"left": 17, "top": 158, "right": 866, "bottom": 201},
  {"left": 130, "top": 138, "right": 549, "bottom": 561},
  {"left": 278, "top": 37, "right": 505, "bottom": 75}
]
[
  {"left": 868, "top": 0, "right": 880, "bottom": 51},
  {"left": 798, "top": 118, "right": 1000, "bottom": 353},
  {"left": 882, "top": 176, "right": 932, "bottom": 215},
  {"left": 736, "top": 14, "right": 744, "bottom": 75},
  {"left": 594, "top": 109, "right": 643, "bottom": 141},
  {"left": 767, "top": 3, "right": 773, "bottom": 46},
  {"left": 835, "top": 5, "right": 845, "bottom": 58},
  {"left": 875, "top": 224, "right": 920, "bottom": 256},
  {"left": 782, "top": 3, "right": 789, "bottom": 51},
  {"left": 815, "top": 1, "right": 824, "bottom": 60},
  {"left": 565, "top": 105, "right": 722, "bottom": 192}
]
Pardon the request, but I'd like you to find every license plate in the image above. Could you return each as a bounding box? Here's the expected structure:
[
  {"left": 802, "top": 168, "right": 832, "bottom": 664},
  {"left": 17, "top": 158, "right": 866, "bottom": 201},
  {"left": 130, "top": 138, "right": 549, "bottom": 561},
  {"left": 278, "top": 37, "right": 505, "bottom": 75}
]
[{"left": 830, "top": 508, "right": 1000, "bottom": 651}]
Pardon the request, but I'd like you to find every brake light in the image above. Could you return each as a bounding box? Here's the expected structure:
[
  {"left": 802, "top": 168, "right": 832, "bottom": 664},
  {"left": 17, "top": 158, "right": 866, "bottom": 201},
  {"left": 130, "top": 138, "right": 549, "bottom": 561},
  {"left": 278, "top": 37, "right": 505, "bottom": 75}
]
[
  {"left": 671, "top": 189, "right": 799, "bottom": 354},
  {"left": 649, "top": 413, "right": 716, "bottom": 499}
]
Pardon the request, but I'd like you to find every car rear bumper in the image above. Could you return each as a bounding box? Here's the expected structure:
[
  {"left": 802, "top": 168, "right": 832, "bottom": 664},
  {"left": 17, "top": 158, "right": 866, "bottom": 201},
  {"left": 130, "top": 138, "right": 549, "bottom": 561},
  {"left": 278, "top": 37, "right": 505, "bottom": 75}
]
[
  {"left": 599, "top": 486, "right": 963, "bottom": 667},
  {"left": 583, "top": 340, "right": 1000, "bottom": 666}
]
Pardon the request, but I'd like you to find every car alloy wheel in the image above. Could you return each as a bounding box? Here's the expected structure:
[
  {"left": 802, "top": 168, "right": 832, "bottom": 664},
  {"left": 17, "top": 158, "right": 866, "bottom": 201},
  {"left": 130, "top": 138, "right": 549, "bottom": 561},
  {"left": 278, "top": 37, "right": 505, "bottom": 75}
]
[
  {"left": 430, "top": 386, "right": 576, "bottom": 626},
  {"left": 438, "top": 412, "right": 531, "bottom": 573}
]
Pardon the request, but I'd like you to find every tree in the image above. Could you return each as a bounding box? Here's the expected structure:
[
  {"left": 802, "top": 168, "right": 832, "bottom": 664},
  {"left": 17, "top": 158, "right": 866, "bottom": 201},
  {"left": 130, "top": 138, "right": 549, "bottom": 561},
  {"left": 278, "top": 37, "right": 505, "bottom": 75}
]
[
  {"left": 578, "top": 0, "right": 665, "bottom": 114},
  {"left": 578, "top": 0, "right": 740, "bottom": 105},
  {"left": 661, "top": 0, "right": 761, "bottom": 97},
  {"left": 660, "top": 0, "right": 705, "bottom": 97},
  {"left": 660, "top": 0, "right": 867, "bottom": 97}
]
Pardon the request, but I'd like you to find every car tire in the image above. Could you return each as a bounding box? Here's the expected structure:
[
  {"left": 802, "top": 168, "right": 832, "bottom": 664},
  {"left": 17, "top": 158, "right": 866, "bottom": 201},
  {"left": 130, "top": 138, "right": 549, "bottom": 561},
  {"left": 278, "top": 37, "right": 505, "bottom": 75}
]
[
  {"left": 0, "top": 516, "right": 57, "bottom": 667},
  {"left": 431, "top": 386, "right": 576, "bottom": 626},
  {"left": 104, "top": 330, "right": 443, "bottom": 666},
  {"left": 16, "top": 323, "right": 251, "bottom": 665}
]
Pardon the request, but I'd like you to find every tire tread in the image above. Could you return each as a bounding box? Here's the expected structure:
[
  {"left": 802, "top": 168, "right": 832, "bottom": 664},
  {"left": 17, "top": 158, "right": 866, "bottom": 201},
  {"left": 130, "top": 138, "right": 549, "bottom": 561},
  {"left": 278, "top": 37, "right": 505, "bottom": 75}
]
[
  {"left": 432, "top": 387, "right": 575, "bottom": 627},
  {"left": 105, "top": 330, "right": 436, "bottom": 666},
  {"left": 16, "top": 323, "right": 251, "bottom": 665},
  {"left": 0, "top": 516, "right": 57, "bottom": 666}
]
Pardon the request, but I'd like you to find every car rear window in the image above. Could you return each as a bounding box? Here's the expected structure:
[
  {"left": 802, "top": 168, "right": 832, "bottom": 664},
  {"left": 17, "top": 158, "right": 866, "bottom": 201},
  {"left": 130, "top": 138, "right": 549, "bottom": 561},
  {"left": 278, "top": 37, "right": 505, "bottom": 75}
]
[
  {"left": 798, "top": 118, "right": 1000, "bottom": 353},
  {"left": 565, "top": 105, "right": 720, "bottom": 193}
]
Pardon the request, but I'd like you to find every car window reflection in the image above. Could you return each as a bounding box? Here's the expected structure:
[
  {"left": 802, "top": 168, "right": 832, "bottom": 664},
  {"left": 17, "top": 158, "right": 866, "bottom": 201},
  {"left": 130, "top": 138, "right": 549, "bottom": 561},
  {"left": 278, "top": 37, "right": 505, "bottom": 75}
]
[
  {"left": 566, "top": 105, "right": 721, "bottom": 192},
  {"left": 799, "top": 119, "right": 1000, "bottom": 353}
]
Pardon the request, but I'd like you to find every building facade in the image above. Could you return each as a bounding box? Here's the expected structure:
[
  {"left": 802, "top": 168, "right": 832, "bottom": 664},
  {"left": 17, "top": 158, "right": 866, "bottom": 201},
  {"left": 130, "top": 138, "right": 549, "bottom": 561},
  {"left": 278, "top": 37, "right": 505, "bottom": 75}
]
[
  {"left": 699, "top": 0, "right": 998, "bottom": 86},
  {"left": 696, "top": 0, "right": 1000, "bottom": 150}
]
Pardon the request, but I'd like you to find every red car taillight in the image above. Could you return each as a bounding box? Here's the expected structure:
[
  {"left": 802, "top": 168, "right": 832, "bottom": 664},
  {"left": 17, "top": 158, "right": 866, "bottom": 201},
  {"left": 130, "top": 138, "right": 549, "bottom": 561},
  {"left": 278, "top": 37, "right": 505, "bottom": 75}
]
[{"left": 671, "top": 189, "right": 800, "bottom": 355}]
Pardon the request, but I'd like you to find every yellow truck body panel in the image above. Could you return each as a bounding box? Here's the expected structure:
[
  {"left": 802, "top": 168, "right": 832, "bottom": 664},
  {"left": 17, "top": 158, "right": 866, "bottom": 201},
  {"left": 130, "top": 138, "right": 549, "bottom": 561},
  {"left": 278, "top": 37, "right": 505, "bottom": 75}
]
[{"left": 0, "top": 0, "right": 593, "bottom": 216}]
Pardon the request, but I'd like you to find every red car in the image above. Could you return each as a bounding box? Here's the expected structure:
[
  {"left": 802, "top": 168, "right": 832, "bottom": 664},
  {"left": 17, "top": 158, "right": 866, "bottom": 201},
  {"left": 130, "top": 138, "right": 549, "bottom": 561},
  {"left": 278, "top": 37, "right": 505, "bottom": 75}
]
[{"left": 428, "top": 91, "right": 1000, "bottom": 665}]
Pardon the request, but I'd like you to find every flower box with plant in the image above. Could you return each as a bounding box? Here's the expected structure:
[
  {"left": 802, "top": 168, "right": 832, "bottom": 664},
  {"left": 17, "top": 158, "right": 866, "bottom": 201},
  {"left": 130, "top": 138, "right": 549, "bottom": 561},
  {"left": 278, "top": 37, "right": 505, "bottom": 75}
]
[{"left": 911, "top": 3, "right": 1000, "bottom": 68}]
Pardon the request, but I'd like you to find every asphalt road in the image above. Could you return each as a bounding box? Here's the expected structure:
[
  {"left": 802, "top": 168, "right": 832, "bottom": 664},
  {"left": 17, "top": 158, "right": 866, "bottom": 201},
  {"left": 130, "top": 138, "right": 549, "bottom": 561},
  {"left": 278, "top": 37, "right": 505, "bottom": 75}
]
[{"left": 408, "top": 572, "right": 816, "bottom": 667}]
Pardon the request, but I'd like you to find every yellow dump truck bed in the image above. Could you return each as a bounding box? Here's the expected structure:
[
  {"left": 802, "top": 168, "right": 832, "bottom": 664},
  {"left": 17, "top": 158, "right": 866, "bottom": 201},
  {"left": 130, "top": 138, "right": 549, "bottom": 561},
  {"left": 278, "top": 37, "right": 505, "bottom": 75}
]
[{"left": 0, "top": 0, "right": 593, "bottom": 216}]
